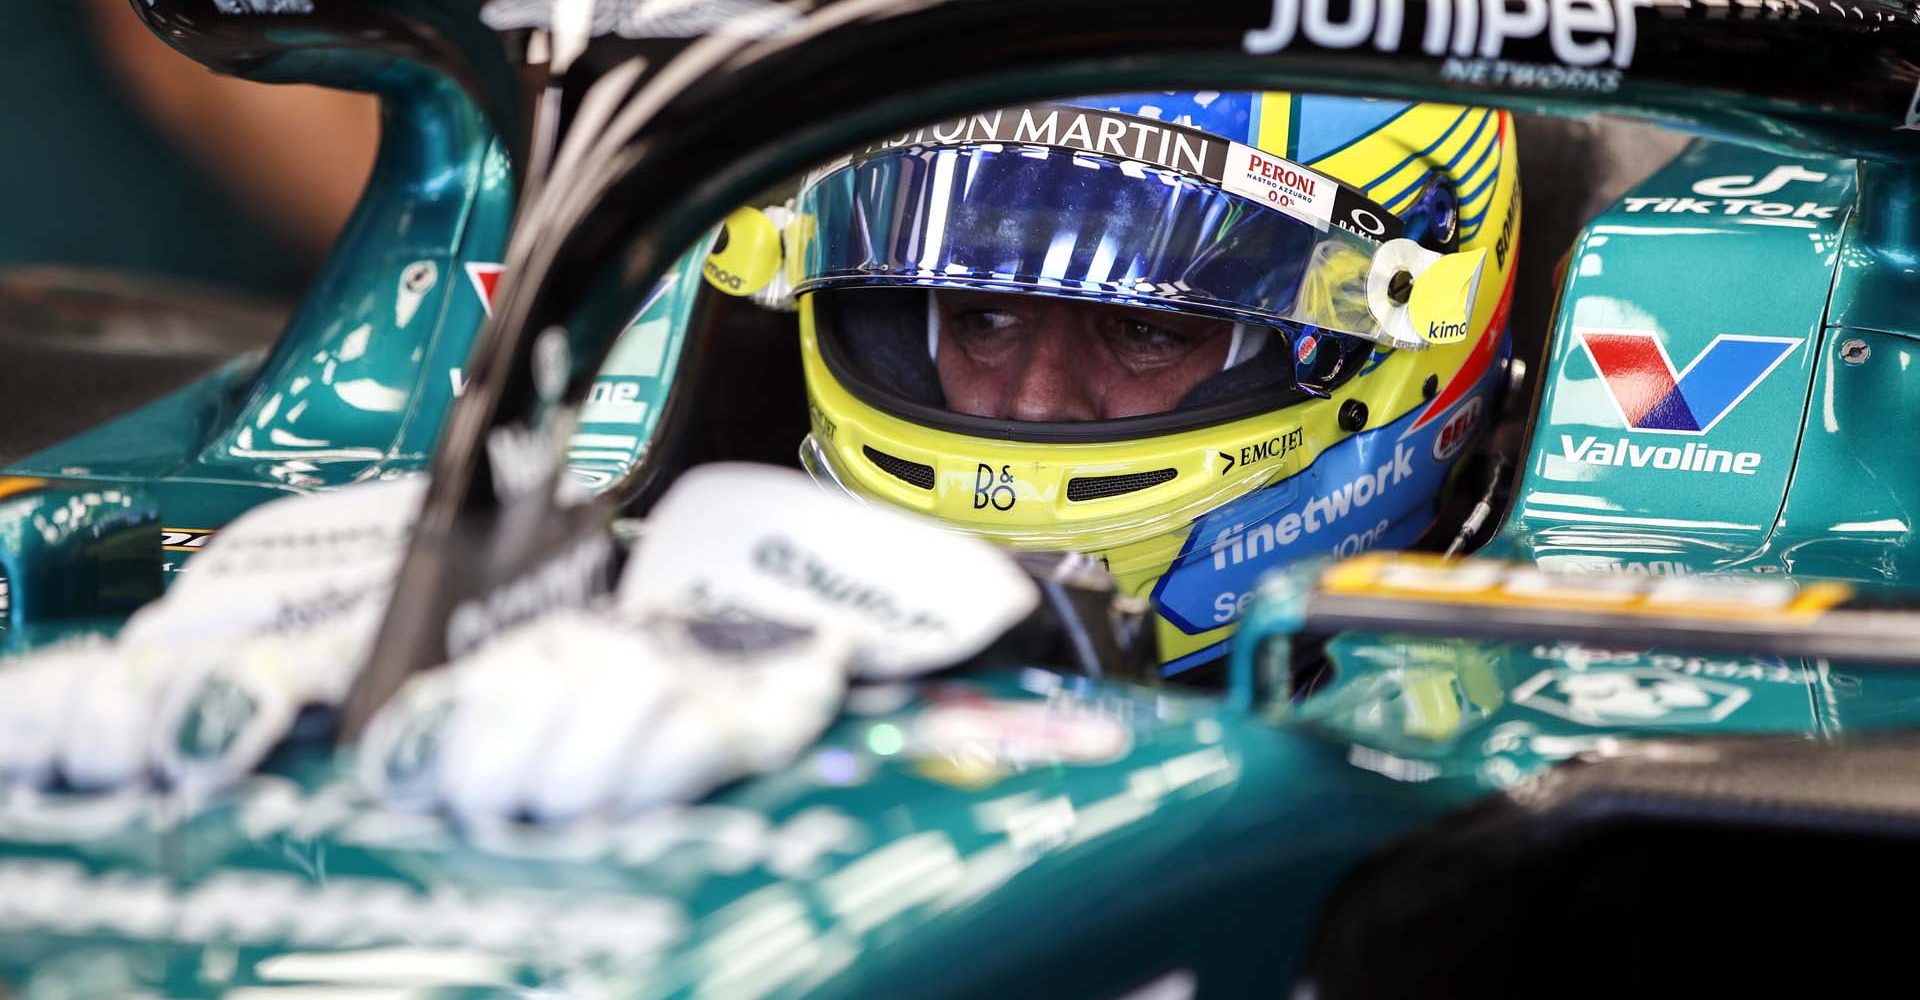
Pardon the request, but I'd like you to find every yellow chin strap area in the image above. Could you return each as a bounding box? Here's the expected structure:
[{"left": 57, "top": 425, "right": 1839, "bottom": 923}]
[{"left": 797, "top": 297, "right": 1475, "bottom": 589}]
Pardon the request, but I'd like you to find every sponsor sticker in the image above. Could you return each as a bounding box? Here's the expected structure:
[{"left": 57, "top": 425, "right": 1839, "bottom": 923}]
[
  {"left": 1514, "top": 667, "right": 1749, "bottom": 726},
  {"left": 1431, "top": 394, "right": 1484, "bottom": 461},
  {"left": 859, "top": 104, "right": 1230, "bottom": 179},
  {"left": 161, "top": 528, "right": 216, "bottom": 553},
  {"left": 1323, "top": 552, "right": 1852, "bottom": 621},
  {"left": 1408, "top": 246, "right": 1487, "bottom": 345},
  {"left": 1578, "top": 329, "right": 1801, "bottom": 435},
  {"left": 465, "top": 262, "right": 504, "bottom": 316},
  {"left": 1558, "top": 434, "right": 1763, "bottom": 476},
  {"left": 1157, "top": 400, "right": 1456, "bottom": 634},
  {"left": 909, "top": 699, "right": 1132, "bottom": 788},
  {"left": 1617, "top": 164, "right": 1840, "bottom": 227},
  {"left": 831, "top": 102, "right": 1404, "bottom": 242},
  {"left": 1574, "top": 330, "right": 1801, "bottom": 464},
  {"left": 1245, "top": 0, "right": 1650, "bottom": 70},
  {"left": 1222, "top": 143, "right": 1339, "bottom": 230}
]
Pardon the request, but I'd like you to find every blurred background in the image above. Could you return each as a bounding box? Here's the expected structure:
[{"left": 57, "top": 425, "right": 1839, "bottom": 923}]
[
  {"left": 1, "top": 3, "right": 1689, "bottom": 471},
  {"left": 11, "top": 2, "right": 377, "bottom": 295},
  {"left": 0, "top": 2, "right": 379, "bottom": 461}
]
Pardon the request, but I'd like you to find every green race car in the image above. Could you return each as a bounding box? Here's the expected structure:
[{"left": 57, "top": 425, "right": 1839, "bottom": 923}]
[{"left": 5, "top": 0, "right": 1920, "bottom": 996}]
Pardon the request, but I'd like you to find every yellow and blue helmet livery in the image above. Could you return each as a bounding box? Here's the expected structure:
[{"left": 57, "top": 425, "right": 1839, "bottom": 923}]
[{"left": 787, "top": 91, "right": 1519, "bottom": 673}]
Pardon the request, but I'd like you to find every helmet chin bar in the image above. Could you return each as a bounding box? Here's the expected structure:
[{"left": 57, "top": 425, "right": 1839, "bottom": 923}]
[
  {"left": 798, "top": 434, "right": 860, "bottom": 501},
  {"left": 345, "top": 0, "right": 1920, "bottom": 736},
  {"left": 802, "top": 435, "right": 1159, "bottom": 681}
]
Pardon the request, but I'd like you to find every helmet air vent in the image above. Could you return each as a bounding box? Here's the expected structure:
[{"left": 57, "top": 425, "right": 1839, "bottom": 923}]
[
  {"left": 1066, "top": 469, "right": 1177, "bottom": 502},
  {"left": 862, "top": 446, "right": 935, "bottom": 489}
]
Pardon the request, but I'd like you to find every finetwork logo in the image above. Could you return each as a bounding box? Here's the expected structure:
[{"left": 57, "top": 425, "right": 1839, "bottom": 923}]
[{"left": 1577, "top": 329, "right": 1800, "bottom": 435}]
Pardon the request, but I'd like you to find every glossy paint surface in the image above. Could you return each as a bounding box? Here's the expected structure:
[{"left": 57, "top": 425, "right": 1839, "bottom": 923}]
[
  {"left": 8, "top": 635, "right": 1920, "bottom": 997},
  {"left": 10, "top": 0, "right": 1920, "bottom": 995},
  {"left": 1500, "top": 140, "right": 1853, "bottom": 576}
]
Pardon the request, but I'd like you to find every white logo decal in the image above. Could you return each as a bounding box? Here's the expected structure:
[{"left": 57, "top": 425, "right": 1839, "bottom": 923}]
[
  {"left": 211, "top": 0, "right": 314, "bottom": 12},
  {"left": 620, "top": 465, "right": 1037, "bottom": 679},
  {"left": 481, "top": 0, "right": 800, "bottom": 39},
  {"left": 1245, "top": 0, "right": 1651, "bottom": 69},
  {"left": 395, "top": 259, "right": 438, "bottom": 329},
  {"left": 1210, "top": 442, "right": 1416, "bottom": 571},
  {"left": 1431, "top": 395, "right": 1484, "bottom": 461},
  {"left": 1559, "top": 434, "right": 1763, "bottom": 476},
  {"left": 1621, "top": 197, "right": 1835, "bottom": 221},
  {"left": 1514, "top": 667, "right": 1749, "bottom": 725},
  {"left": 0, "top": 858, "right": 682, "bottom": 964},
  {"left": 1691, "top": 165, "right": 1829, "bottom": 198}
]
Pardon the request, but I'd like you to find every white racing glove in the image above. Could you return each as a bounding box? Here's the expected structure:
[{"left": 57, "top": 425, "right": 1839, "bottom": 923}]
[
  {"left": 359, "top": 463, "right": 1039, "bottom": 822},
  {"left": 0, "top": 477, "right": 421, "bottom": 794},
  {"left": 361, "top": 612, "right": 850, "bottom": 822}
]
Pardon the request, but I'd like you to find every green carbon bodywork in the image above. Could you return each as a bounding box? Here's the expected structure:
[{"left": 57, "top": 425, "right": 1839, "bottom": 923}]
[
  {"left": 5, "top": 642, "right": 1920, "bottom": 996},
  {"left": 15, "top": 35, "right": 1920, "bottom": 1000}
]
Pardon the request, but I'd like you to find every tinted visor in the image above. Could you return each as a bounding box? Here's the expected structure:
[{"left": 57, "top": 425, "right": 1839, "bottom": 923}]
[
  {"left": 795, "top": 106, "right": 1401, "bottom": 435},
  {"left": 791, "top": 105, "right": 1409, "bottom": 343},
  {"left": 813, "top": 286, "right": 1377, "bottom": 440}
]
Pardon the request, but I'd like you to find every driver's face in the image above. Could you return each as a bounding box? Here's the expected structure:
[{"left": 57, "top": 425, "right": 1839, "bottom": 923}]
[{"left": 933, "top": 290, "right": 1235, "bottom": 422}]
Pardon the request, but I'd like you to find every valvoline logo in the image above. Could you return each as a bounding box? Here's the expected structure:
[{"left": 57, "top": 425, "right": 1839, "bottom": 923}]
[{"left": 1577, "top": 329, "right": 1800, "bottom": 435}]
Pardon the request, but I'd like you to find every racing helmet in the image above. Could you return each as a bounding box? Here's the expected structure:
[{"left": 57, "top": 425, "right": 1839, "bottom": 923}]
[{"left": 785, "top": 92, "right": 1520, "bottom": 673}]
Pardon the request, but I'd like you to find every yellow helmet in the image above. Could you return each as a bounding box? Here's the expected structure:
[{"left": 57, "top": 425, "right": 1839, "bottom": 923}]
[{"left": 787, "top": 93, "right": 1519, "bottom": 674}]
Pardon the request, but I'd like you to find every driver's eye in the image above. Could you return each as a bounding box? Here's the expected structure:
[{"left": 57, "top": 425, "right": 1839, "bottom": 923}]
[
  {"left": 955, "top": 308, "right": 1020, "bottom": 336},
  {"left": 1102, "top": 318, "right": 1191, "bottom": 366},
  {"left": 950, "top": 308, "right": 1023, "bottom": 364}
]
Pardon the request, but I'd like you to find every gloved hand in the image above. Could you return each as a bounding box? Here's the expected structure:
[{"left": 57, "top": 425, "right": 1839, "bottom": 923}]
[
  {"left": 0, "top": 462, "right": 1038, "bottom": 819},
  {"left": 361, "top": 612, "right": 850, "bottom": 822},
  {"left": 357, "top": 463, "right": 1039, "bottom": 822},
  {"left": 0, "top": 477, "right": 421, "bottom": 794}
]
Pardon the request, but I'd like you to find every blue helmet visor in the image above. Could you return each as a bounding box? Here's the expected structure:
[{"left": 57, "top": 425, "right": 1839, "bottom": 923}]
[{"left": 791, "top": 104, "right": 1411, "bottom": 346}]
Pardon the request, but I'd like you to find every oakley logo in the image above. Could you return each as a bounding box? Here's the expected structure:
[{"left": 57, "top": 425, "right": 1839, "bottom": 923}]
[{"left": 1577, "top": 329, "right": 1800, "bottom": 435}]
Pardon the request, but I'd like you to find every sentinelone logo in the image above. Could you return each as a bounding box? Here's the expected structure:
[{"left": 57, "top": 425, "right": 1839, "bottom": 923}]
[{"left": 1562, "top": 329, "right": 1801, "bottom": 476}]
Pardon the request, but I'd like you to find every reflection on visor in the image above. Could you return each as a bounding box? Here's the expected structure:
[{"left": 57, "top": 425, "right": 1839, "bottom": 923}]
[
  {"left": 814, "top": 286, "right": 1379, "bottom": 435},
  {"left": 793, "top": 116, "right": 1422, "bottom": 348}
]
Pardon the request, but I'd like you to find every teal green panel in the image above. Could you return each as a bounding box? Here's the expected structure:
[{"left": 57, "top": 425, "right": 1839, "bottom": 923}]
[
  {"left": 1763, "top": 329, "right": 1920, "bottom": 582},
  {"left": 564, "top": 242, "right": 707, "bottom": 490},
  {"left": 195, "top": 72, "right": 503, "bottom": 473},
  {"left": 1502, "top": 139, "right": 1851, "bottom": 576}
]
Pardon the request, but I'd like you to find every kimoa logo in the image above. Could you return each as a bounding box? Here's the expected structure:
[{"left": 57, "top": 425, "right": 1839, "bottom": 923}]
[
  {"left": 1245, "top": 0, "right": 1651, "bottom": 68},
  {"left": 1211, "top": 442, "right": 1415, "bottom": 569},
  {"left": 1577, "top": 328, "right": 1800, "bottom": 435},
  {"left": 1427, "top": 317, "right": 1470, "bottom": 343}
]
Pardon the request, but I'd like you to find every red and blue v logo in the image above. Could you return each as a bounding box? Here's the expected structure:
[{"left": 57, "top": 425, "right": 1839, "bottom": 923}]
[{"left": 1577, "top": 329, "right": 1801, "bottom": 435}]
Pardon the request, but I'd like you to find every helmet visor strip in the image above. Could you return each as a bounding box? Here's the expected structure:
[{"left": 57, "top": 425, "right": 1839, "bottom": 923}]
[{"left": 792, "top": 103, "right": 1420, "bottom": 349}]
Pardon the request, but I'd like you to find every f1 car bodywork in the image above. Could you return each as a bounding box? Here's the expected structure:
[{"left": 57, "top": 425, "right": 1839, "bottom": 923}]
[{"left": 7, "top": 0, "right": 1920, "bottom": 996}]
